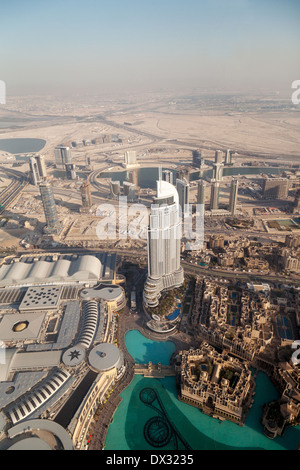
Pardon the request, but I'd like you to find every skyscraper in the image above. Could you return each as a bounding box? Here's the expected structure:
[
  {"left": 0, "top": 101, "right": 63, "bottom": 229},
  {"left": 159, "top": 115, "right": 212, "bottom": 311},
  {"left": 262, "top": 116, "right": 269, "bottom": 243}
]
[
  {"left": 215, "top": 150, "right": 224, "bottom": 163},
  {"left": 110, "top": 180, "right": 121, "bottom": 200},
  {"left": 293, "top": 189, "right": 300, "bottom": 214},
  {"left": 212, "top": 162, "right": 224, "bottom": 182},
  {"left": 80, "top": 179, "right": 92, "bottom": 212},
  {"left": 229, "top": 178, "right": 239, "bottom": 215},
  {"left": 36, "top": 155, "right": 47, "bottom": 178},
  {"left": 124, "top": 150, "right": 137, "bottom": 168},
  {"left": 210, "top": 180, "right": 220, "bottom": 210},
  {"left": 192, "top": 150, "right": 204, "bottom": 168},
  {"left": 127, "top": 169, "right": 139, "bottom": 187},
  {"left": 176, "top": 178, "right": 189, "bottom": 216},
  {"left": 225, "top": 149, "right": 234, "bottom": 166},
  {"left": 29, "top": 157, "right": 42, "bottom": 186},
  {"left": 65, "top": 163, "right": 77, "bottom": 180},
  {"left": 29, "top": 155, "right": 47, "bottom": 185},
  {"left": 123, "top": 182, "right": 136, "bottom": 202},
  {"left": 162, "top": 170, "right": 173, "bottom": 185},
  {"left": 176, "top": 167, "right": 190, "bottom": 183},
  {"left": 85, "top": 155, "right": 93, "bottom": 171},
  {"left": 143, "top": 179, "right": 184, "bottom": 308},
  {"left": 197, "top": 180, "right": 206, "bottom": 206},
  {"left": 54, "top": 146, "right": 72, "bottom": 169},
  {"left": 39, "top": 182, "right": 60, "bottom": 234}
]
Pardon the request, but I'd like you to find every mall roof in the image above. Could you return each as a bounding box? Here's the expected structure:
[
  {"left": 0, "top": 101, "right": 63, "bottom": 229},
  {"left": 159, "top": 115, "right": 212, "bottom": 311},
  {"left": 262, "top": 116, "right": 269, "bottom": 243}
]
[
  {"left": 0, "top": 255, "right": 110, "bottom": 288},
  {"left": 88, "top": 343, "right": 122, "bottom": 372},
  {"left": 80, "top": 284, "right": 124, "bottom": 302}
]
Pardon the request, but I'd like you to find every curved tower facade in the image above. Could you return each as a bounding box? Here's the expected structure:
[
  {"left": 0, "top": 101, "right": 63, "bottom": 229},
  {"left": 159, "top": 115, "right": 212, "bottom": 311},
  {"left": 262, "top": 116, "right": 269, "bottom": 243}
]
[{"left": 143, "top": 179, "right": 184, "bottom": 308}]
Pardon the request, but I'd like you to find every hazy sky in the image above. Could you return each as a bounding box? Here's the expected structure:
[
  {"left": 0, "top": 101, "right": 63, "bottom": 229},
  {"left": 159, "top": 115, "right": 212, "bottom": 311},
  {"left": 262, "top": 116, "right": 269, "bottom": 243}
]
[{"left": 1, "top": 0, "right": 300, "bottom": 96}]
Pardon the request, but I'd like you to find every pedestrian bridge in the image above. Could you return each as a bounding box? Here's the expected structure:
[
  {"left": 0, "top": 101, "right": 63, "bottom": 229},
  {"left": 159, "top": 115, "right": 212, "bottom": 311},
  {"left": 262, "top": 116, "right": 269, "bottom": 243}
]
[{"left": 134, "top": 362, "right": 176, "bottom": 378}]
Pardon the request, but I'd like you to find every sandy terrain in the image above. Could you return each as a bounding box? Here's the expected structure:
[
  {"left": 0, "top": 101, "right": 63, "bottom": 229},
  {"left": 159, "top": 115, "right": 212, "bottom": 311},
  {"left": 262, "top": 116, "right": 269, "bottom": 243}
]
[
  {"left": 1, "top": 93, "right": 299, "bottom": 164},
  {"left": 109, "top": 111, "right": 300, "bottom": 158}
]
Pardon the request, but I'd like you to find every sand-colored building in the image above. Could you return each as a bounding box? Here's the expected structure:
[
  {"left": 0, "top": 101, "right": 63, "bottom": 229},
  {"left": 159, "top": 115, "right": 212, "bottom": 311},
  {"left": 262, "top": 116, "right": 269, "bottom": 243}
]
[{"left": 176, "top": 343, "right": 255, "bottom": 425}]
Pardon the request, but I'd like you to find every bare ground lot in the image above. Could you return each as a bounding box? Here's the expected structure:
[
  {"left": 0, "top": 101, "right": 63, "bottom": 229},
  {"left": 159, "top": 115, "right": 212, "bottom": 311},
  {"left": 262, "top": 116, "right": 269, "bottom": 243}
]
[
  {"left": 0, "top": 92, "right": 299, "bottom": 162},
  {"left": 109, "top": 111, "right": 300, "bottom": 158}
]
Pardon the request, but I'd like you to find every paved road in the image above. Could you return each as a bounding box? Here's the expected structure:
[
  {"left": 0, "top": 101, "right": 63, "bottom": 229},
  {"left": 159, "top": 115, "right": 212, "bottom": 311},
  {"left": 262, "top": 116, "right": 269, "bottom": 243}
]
[
  {"left": 181, "top": 260, "right": 300, "bottom": 285},
  {"left": 16, "top": 246, "right": 299, "bottom": 285}
]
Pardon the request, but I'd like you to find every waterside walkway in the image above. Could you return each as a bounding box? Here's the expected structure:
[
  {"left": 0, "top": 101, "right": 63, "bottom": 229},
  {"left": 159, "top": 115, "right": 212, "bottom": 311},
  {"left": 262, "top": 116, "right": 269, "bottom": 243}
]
[
  {"left": 134, "top": 363, "right": 176, "bottom": 378},
  {"left": 88, "top": 310, "right": 194, "bottom": 450}
]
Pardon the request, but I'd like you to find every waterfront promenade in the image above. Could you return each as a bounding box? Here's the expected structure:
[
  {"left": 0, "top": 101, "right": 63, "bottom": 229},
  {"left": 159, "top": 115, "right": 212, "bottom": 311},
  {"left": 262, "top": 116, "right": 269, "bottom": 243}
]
[
  {"left": 134, "top": 363, "right": 176, "bottom": 377},
  {"left": 88, "top": 309, "right": 194, "bottom": 450}
]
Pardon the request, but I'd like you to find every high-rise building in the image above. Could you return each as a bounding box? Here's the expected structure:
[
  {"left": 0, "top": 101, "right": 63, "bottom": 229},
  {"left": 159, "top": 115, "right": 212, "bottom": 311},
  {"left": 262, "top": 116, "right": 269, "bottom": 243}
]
[
  {"left": 176, "top": 178, "right": 189, "bottom": 216},
  {"left": 110, "top": 180, "right": 121, "bottom": 200},
  {"left": 229, "top": 178, "right": 239, "bottom": 215},
  {"left": 210, "top": 180, "right": 220, "bottom": 210},
  {"left": 127, "top": 169, "right": 139, "bottom": 187},
  {"left": 263, "top": 178, "right": 289, "bottom": 199},
  {"left": 36, "top": 155, "right": 47, "bottom": 178},
  {"left": 215, "top": 150, "right": 223, "bottom": 163},
  {"left": 29, "top": 157, "right": 40, "bottom": 186},
  {"left": 162, "top": 170, "right": 174, "bottom": 185},
  {"left": 212, "top": 162, "right": 224, "bottom": 182},
  {"left": 124, "top": 151, "right": 137, "bottom": 168},
  {"left": 192, "top": 150, "right": 204, "bottom": 168},
  {"left": 39, "top": 182, "right": 60, "bottom": 234},
  {"left": 225, "top": 149, "right": 234, "bottom": 166},
  {"left": 29, "top": 155, "right": 47, "bottom": 185},
  {"left": 123, "top": 182, "right": 136, "bottom": 202},
  {"left": 85, "top": 155, "right": 93, "bottom": 171},
  {"left": 176, "top": 167, "right": 190, "bottom": 183},
  {"left": 80, "top": 179, "right": 92, "bottom": 212},
  {"left": 65, "top": 163, "right": 76, "bottom": 180},
  {"left": 29, "top": 157, "right": 41, "bottom": 186},
  {"left": 293, "top": 189, "right": 300, "bottom": 214},
  {"left": 54, "top": 146, "right": 72, "bottom": 169},
  {"left": 143, "top": 179, "right": 184, "bottom": 308},
  {"left": 197, "top": 180, "right": 206, "bottom": 206}
]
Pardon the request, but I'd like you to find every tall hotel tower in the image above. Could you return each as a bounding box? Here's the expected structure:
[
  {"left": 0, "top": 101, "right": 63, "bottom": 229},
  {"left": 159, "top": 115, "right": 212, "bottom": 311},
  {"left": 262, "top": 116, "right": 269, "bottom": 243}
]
[{"left": 143, "top": 178, "right": 184, "bottom": 308}]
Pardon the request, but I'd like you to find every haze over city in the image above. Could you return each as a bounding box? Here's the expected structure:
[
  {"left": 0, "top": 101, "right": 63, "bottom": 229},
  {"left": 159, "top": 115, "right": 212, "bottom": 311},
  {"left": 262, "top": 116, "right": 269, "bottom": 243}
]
[{"left": 1, "top": 0, "right": 300, "bottom": 96}]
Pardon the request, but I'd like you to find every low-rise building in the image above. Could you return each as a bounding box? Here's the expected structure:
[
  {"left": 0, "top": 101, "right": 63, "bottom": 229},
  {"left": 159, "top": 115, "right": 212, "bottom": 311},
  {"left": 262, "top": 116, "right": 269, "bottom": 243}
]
[{"left": 176, "top": 343, "right": 255, "bottom": 425}]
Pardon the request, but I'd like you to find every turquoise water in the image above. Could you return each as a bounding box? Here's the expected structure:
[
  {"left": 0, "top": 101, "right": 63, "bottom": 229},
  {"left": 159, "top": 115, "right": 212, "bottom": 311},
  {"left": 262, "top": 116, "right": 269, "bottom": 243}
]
[
  {"left": 104, "top": 330, "right": 300, "bottom": 450},
  {"left": 124, "top": 330, "right": 176, "bottom": 365},
  {"left": 100, "top": 166, "right": 291, "bottom": 190}
]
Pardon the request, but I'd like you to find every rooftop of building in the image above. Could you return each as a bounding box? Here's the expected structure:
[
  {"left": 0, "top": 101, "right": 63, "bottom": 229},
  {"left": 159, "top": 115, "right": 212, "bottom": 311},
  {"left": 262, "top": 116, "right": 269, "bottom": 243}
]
[{"left": 0, "top": 253, "right": 116, "bottom": 288}]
